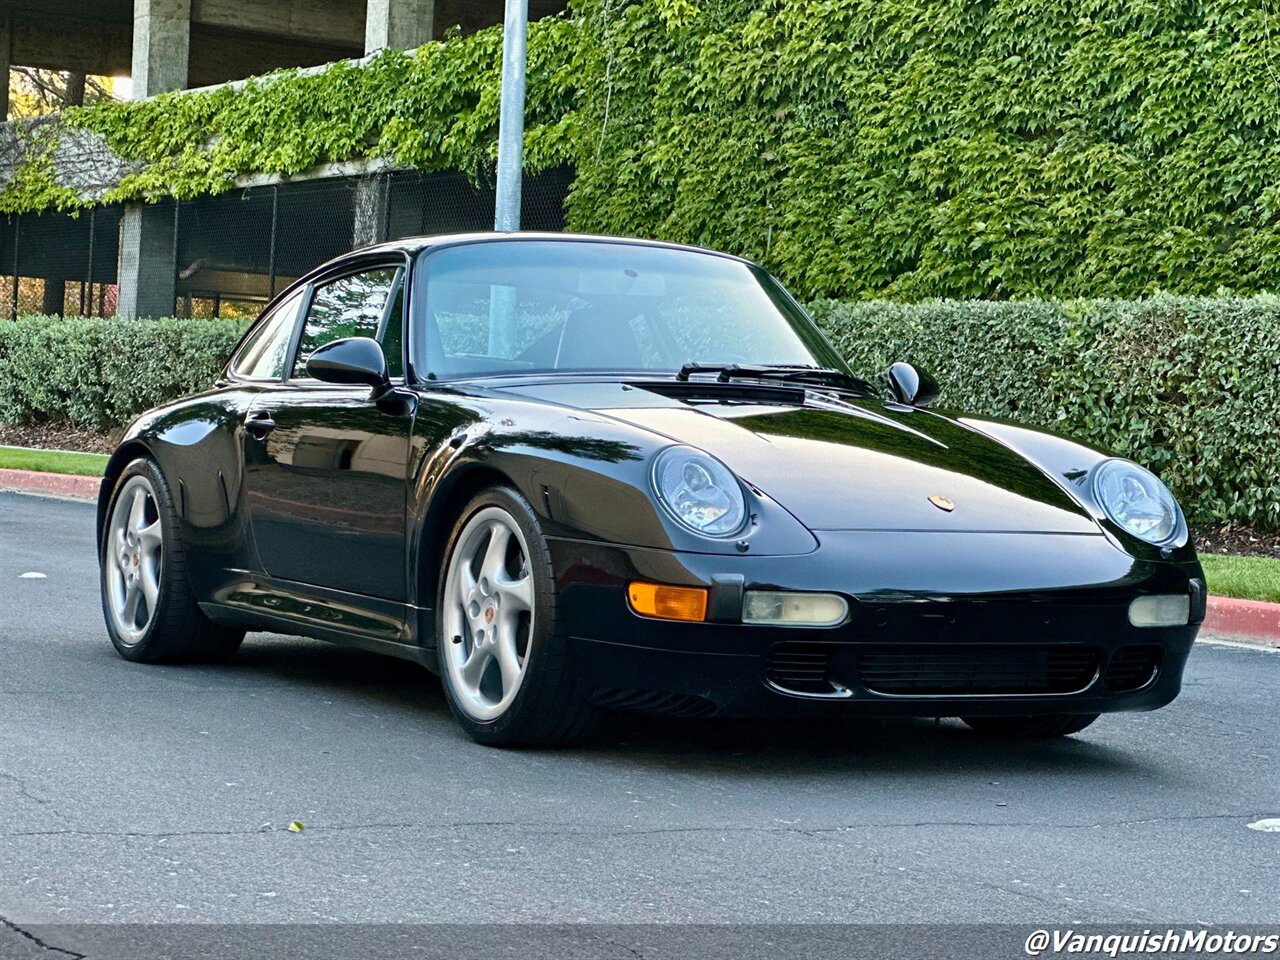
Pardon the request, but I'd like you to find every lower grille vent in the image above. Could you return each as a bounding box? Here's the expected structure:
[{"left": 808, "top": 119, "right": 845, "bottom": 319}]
[
  {"left": 766, "top": 643, "right": 836, "bottom": 694},
  {"left": 1105, "top": 645, "right": 1162, "bottom": 692},
  {"left": 857, "top": 645, "right": 1100, "bottom": 695}
]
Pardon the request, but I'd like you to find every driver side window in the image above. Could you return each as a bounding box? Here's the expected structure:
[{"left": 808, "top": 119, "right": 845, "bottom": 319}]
[{"left": 291, "top": 267, "right": 401, "bottom": 380}]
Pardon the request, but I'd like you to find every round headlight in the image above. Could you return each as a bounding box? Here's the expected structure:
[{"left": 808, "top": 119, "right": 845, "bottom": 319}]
[
  {"left": 1091, "top": 459, "right": 1181, "bottom": 545},
  {"left": 652, "top": 446, "right": 748, "bottom": 537}
]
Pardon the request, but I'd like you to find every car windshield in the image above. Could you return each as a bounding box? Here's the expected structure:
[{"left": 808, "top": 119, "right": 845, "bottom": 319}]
[{"left": 414, "top": 239, "right": 849, "bottom": 381}]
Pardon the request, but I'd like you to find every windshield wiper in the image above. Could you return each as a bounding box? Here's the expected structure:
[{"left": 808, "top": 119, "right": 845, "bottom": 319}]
[{"left": 675, "top": 362, "right": 875, "bottom": 396}]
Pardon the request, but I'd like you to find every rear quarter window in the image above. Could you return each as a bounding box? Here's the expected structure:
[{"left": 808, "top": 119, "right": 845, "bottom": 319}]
[{"left": 231, "top": 289, "right": 305, "bottom": 381}]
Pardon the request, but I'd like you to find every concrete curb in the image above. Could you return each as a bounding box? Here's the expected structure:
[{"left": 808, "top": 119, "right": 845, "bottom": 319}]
[
  {"left": 0, "top": 468, "right": 100, "bottom": 501},
  {"left": 2, "top": 468, "right": 1279, "bottom": 649},
  {"left": 1203, "top": 597, "right": 1280, "bottom": 650}
]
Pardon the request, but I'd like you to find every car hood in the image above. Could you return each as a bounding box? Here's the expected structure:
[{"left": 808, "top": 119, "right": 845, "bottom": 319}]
[{"left": 493, "top": 381, "right": 1101, "bottom": 535}]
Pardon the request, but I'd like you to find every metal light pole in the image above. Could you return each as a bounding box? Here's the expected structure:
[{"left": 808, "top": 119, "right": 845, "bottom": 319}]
[{"left": 494, "top": 0, "right": 529, "bottom": 232}]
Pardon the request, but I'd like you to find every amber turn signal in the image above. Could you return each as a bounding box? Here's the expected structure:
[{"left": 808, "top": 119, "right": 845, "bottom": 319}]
[{"left": 627, "top": 581, "right": 709, "bottom": 622}]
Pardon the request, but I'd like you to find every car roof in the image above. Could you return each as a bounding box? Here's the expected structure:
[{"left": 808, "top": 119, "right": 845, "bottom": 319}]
[{"left": 312, "top": 232, "right": 758, "bottom": 273}]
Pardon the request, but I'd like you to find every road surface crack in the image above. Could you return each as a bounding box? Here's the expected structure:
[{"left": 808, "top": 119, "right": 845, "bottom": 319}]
[
  {"left": 0, "top": 773, "right": 52, "bottom": 806},
  {"left": 0, "top": 811, "right": 1263, "bottom": 842},
  {"left": 588, "top": 931, "right": 649, "bottom": 960},
  {"left": 0, "top": 915, "right": 85, "bottom": 958}
]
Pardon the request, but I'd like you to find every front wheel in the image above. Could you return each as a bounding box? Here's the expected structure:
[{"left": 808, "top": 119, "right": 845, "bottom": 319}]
[
  {"left": 436, "top": 487, "right": 596, "bottom": 747},
  {"left": 100, "top": 458, "right": 244, "bottom": 663},
  {"left": 960, "top": 714, "right": 1100, "bottom": 738}
]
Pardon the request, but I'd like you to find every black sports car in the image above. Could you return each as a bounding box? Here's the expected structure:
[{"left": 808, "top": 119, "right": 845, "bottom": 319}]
[{"left": 98, "top": 233, "right": 1204, "bottom": 746}]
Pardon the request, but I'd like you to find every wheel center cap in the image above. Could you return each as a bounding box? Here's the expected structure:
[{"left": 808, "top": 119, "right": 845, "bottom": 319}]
[{"left": 483, "top": 602, "right": 495, "bottom": 625}]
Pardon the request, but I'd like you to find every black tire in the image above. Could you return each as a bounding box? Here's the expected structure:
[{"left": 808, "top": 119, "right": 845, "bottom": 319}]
[
  {"left": 436, "top": 486, "right": 597, "bottom": 747},
  {"left": 960, "top": 714, "right": 1100, "bottom": 738},
  {"left": 100, "top": 457, "right": 244, "bottom": 664}
]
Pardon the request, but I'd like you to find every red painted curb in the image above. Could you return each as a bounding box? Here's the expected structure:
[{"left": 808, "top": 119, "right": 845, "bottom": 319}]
[
  {"left": 0, "top": 468, "right": 100, "bottom": 501},
  {"left": 1203, "top": 596, "right": 1280, "bottom": 649}
]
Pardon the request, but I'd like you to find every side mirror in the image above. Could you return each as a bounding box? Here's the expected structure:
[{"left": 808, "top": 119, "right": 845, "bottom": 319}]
[
  {"left": 887, "top": 361, "right": 939, "bottom": 408},
  {"left": 306, "top": 337, "right": 390, "bottom": 392}
]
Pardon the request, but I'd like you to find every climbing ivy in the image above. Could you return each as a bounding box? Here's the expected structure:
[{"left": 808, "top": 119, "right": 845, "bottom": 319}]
[
  {"left": 566, "top": 0, "right": 1280, "bottom": 300},
  {"left": 5, "top": 0, "right": 1280, "bottom": 300},
  {"left": 0, "top": 16, "right": 579, "bottom": 213},
  {"left": 0, "top": 118, "right": 88, "bottom": 213}
]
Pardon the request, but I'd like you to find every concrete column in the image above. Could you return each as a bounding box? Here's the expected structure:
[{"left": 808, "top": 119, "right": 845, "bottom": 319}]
[
  {"left": 365, "top": 0, "right": 435, "bottom": 53},
  {"left": 118, "top": 2, "right": 186, "bottom": 320},
  {"left": 131, "top": 0, "right": 191, "bottom": 98},
  {"left": 353, "top": 175, "right": 389, "bottom": 248},
  {"left": 117, "top": 203, "right": 177, "bottom": 319}
]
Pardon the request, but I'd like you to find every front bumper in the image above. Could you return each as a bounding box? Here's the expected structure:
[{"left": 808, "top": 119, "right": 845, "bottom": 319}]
[{"left": 547, "top": 530, "right": 1203, "bottom": 719}]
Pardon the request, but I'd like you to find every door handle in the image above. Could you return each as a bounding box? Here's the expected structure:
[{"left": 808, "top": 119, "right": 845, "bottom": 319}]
[{"left": 245, "top": 411, "right": 276, "bottom": 440}]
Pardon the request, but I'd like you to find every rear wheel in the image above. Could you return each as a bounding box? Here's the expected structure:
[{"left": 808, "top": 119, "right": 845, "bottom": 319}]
[
  {"left": 437, "top": 486, "right": 596, "bottom": 747},
  {"left": 100, "top": 458, "right": 244, "bottom": 663},
  {"left": 960, "top": 714, "right": 1100, "bottom": 738}
]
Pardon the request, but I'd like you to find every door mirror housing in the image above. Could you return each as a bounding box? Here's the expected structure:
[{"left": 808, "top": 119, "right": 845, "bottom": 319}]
[
  {"left": 887, "top": 361, "right": 939, "bottom": 408},
  {"left": 306, "top": 337, "right": 390, "bottom": 392}
]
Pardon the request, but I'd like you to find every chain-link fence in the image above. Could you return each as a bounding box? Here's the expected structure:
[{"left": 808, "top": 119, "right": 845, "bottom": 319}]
[
  {"left": 0, "top": 205, "right": 123, "bottom": 318},
  {"left": 0, "top": 166, "right": 573, "bottom": 320}
]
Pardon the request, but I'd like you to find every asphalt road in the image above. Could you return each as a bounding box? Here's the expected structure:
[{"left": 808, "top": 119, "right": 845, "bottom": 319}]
[{"left": 2, "top": 492, "right": 1278, "bottom": 939}]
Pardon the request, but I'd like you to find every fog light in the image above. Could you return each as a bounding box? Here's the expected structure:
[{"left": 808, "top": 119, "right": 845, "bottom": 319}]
[
  {"left": 742, "top": 591, "right": 848, "bottom": 627},
  {"left": 1128, "top": 594, "right": 1191, "bottom": 628},
  {"left": 628, "top": 582, "right": 708, "bottom": 622}
]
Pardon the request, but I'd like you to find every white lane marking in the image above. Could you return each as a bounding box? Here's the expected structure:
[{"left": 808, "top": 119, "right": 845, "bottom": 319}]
[
  {"left": 18, "top": 571, "right": 47, "bottom": 579},
  {"left": 1247, "top": 819, "right": 1280, "bottom": 832}
]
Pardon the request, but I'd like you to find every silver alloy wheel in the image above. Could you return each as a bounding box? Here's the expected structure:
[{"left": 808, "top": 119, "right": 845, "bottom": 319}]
[
  {"left": 442, "top": 506, "right": 536, "bottom": 721},
  {"left": 105, "top": 475, "right": 164, "bottom": 644}
]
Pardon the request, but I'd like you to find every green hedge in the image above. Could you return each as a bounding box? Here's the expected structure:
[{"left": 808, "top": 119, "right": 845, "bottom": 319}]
[
  {"left": 812, "top": 295, "right": 1280, "bottom": 532},
  {"left": 2, "top": 297, "right": 1276, "bottom": 531},
  {"left": 0, "top": 316, "right": 246, "bottom": 433}
]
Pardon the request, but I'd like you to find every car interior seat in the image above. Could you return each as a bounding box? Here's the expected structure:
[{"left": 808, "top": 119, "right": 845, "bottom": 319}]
[{"left": 554, "top": 303, "right": 645, "bottom": 370}]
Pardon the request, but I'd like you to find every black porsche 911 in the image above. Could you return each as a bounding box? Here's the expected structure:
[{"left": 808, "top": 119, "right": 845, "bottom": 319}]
[{"left": 98, "top": 233, "right": 1204, "bottom": 746}]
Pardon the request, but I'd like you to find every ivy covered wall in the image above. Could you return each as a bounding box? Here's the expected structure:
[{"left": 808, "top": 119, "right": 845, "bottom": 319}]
[
  {"left": 0, "top": 19, "right": 579, "bottom": 213},
  {"left": 567, "top": 0, "right": 1280, "bottom": 300},
  {"left": 4, "top": 0, "right": 1280, "bottom": 301}
]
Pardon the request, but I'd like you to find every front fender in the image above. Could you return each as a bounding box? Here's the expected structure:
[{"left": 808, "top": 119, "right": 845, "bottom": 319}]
[
  {"left": 958, "top": 416, "right": 1197, "bottom": 564},
  {"left": 409, "top": 393, "right": 817, "bottom": 564}
]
